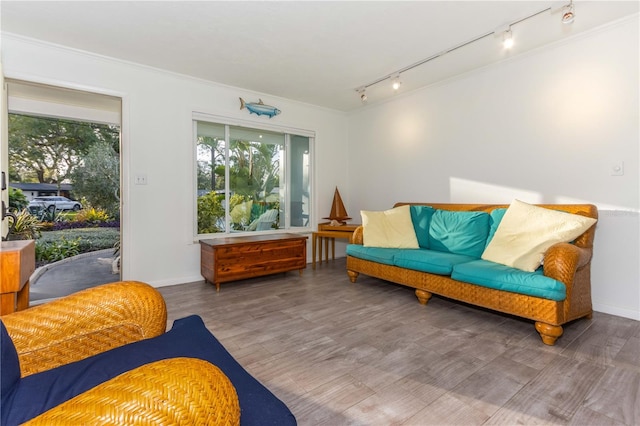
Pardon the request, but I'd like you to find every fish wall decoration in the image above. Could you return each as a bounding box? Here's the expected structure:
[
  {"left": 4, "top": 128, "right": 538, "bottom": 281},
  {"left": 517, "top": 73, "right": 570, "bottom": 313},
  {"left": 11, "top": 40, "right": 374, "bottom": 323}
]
[{"left": 239, "top": 98, "right": 281, "bottom": 118}]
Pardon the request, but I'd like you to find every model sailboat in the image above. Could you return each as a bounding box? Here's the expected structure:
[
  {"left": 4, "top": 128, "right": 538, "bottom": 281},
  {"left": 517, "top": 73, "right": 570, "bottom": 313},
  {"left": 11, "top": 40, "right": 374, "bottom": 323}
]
[{"left": 323, "top": 187, "right": 351, "bottom": 224}]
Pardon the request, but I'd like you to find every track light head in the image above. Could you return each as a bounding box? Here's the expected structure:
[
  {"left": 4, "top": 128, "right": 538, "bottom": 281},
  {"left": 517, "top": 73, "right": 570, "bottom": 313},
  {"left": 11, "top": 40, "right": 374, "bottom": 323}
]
[
  {"left": 562, "top": 1, "right": 575, "bottom": 24},
  {"left": 391, "top": 74, "right": 402, "bottom": 91},
  {"left": 357, "top": 87, "right": 367, "bottom": 103},
  {"left": 502, "top": 29, "right": 514, "bottom": 49}
]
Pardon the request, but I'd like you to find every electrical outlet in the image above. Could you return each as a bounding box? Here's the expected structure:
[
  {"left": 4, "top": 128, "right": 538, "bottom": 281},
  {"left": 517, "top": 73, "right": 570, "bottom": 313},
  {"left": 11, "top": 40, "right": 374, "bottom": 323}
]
[{"left": 135, "top": 174, "right": 148, "bottom": 185}]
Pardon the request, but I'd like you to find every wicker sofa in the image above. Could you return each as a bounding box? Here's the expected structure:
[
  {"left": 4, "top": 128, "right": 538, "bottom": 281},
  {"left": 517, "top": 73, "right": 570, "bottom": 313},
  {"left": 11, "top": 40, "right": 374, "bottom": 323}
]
[
  {"left": 346, "top": 203, "right": 598, "bottom": 345},
  {"left": 1, "top": 281, "right": 295, "bottom": 425}
]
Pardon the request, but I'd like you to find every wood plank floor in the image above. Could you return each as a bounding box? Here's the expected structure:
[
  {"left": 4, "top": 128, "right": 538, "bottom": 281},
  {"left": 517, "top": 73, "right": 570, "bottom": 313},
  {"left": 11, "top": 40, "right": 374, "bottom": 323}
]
[{"left": 158, "top": 258, "right": 640, "bottom": 426}]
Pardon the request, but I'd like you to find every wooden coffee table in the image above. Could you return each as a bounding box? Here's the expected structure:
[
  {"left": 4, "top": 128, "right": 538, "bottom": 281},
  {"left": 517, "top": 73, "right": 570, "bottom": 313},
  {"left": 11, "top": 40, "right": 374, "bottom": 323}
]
[{"left": 200, "top": 233, "right": 307, "bottom": 291}]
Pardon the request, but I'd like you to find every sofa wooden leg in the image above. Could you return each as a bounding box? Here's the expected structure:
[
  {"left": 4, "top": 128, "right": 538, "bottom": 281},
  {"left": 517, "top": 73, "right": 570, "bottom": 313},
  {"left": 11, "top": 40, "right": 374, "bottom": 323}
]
[
  {"left": 535, "top": 322, "right": 563, "bottom": 346},
  {"left": 415, "top": 289, "right": 432, "bottom": 305},
  {"left": 347, "top": 270, "right": 359, "bottom": 283}
]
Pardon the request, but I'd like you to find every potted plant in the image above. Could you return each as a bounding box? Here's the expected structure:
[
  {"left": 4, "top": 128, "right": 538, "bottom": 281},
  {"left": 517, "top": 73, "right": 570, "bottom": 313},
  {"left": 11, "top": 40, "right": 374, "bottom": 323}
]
[{"left": 6, "top": 209, "right": 41, "bottom": 241}]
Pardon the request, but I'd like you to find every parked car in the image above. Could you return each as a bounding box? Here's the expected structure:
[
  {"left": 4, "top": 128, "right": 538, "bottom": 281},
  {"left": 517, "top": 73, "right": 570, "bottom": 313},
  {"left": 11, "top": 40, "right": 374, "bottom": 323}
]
[{"left": 28, "top": 196, "right": 82, "bottom": 212}]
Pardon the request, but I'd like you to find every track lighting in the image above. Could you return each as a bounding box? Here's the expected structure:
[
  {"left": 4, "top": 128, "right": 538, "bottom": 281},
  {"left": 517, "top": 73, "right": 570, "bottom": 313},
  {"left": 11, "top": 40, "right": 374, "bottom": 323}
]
[
  {"left": 502, "top": 29, "right": 514, "bottom": 49},
  {"left": 357, "top": 87, "right": 367, "bottom": 103},
  {"left": 562, "top": 1, "right": 575, "bottom": 24},
  {"left": 391, "top": 74, "right": 402, "bottom": 91},
  {"left": 355, "top": 3, "right": 578, "bottom": 103}
]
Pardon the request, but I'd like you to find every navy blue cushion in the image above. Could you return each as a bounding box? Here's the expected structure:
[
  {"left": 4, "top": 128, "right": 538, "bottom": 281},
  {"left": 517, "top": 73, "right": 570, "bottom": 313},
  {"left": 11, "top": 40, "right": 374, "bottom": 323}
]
[
  {"left": 0, "top": 321, "right": 21, "bottom": 408},
  {"left": 2, "top": 315, "right": 296, "bottom": 426}
]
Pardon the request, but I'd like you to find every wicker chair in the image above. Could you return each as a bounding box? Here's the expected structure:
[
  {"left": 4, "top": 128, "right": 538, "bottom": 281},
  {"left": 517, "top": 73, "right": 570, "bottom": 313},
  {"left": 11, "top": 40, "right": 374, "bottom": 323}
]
[{"left": 1, "top": 281, "right": 241, "bottom": 425}]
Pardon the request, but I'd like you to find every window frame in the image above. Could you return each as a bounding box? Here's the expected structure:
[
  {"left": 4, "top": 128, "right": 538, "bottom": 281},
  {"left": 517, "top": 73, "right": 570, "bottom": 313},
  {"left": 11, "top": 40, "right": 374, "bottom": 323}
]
[{"left": 193, "top": 112, "right": 314, "bottom": 239}]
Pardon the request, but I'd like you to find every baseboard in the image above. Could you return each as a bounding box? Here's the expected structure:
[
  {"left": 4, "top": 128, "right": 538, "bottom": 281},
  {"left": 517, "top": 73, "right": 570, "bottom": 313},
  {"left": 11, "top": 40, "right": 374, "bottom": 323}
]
[
  {"left": 148, "top": 276, "right": 205, "bottom": 288},
  {"left": 593, "top": 303, "right": 640, "bottom": 321}
]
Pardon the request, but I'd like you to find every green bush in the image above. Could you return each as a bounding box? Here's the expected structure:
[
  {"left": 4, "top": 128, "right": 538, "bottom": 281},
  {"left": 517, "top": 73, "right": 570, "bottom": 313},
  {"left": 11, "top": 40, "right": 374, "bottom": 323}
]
[
  {"left": 38, "top": 228, "right": 120, "bottom": 254},
  {"left": 197, "top": 191, "right": 225, "bottom": 234},
  {"left": 73, "top": 207, "right": 111, "bottom": 224},
  {"left": 56, "top": 211, "right": 78, "bottom": 222},
  {"left": 36, "top": 237, "right": 81, "bottom": 263},
  {"left": 8, "top": 188, "right": 28, "bottom": 210}
]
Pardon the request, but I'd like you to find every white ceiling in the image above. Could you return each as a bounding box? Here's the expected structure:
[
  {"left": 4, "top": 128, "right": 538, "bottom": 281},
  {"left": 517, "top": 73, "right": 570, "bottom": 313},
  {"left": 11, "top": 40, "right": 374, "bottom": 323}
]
[{"left": 1, "top": 1, "right": 638, "bottom": 112}]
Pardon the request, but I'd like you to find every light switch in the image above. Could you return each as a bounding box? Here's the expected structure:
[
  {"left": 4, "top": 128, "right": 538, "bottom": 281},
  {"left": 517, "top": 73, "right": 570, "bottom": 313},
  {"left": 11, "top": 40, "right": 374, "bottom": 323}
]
[{"left": 611, "top": 162, "right": 624, "bottom": 176}]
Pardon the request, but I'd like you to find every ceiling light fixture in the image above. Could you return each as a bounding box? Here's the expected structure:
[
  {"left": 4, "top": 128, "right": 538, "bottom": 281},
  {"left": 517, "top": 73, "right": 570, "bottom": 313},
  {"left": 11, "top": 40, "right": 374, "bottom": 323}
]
[
  {"left": 357, "top": 87, "right": 367, "bottom": 103},
  {"left": 391, "top": 74, "right": 402, "bottom": 91},
  {"left": 561, "top": 0, "right": 575, "bottom": 24},
  {"left": 502, "top": 29, "right": 514, "bottom": 49},
  {"left": 354, "top": 5, "right": 563, "bottom": 103}
]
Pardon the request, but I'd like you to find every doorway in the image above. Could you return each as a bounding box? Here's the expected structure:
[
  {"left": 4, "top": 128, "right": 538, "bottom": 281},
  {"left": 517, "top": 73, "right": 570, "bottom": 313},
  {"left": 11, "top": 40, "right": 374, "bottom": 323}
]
[{"left": 5, "top": 80, "right": 122, "bottom": 302}]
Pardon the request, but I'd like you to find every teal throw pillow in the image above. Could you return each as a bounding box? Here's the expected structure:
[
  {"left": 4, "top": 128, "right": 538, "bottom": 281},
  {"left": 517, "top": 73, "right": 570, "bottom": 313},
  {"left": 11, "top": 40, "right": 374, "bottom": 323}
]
[
  {"left": 485, "top": 208, "right": 508, "bottom": 247},
  {"left": 428, "top": 210, "right": 490, "bottom": 258},
  {"left": 410, "top": 205, "right": 435, "bottom": 249}
]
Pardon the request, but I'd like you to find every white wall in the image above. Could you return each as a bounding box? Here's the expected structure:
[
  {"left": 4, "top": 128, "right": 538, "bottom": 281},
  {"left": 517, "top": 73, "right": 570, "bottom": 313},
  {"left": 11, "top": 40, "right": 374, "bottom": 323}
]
[
  {"left": 2, "top": 17, "right": 638, "bottom": 320},
  {"left": 2, "top": 34, "right": 349, "bottom": 286},
  {"left": 347, "top": 17, "right": 640, "bottom": 320}
]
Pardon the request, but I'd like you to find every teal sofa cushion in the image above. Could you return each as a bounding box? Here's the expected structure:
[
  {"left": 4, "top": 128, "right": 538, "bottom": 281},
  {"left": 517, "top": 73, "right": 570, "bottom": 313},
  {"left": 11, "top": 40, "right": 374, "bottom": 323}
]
[
  {"left": 451, "top": 259, "right": 566, "bottom": 301},
  {"left": 393, "top": 249, "right": 476, "bottom": 275},
  {"left": 486, "top": 208, "right": 507, "bottom": 247},
  {"left": 410, "top": 205, "right": 435, "bottom": 249},
  {"left": 346, "top": 245, "right": 397, "bottom": 266},
  {"left": 428, "top": 210, "right": 490, "bottom": 258}
]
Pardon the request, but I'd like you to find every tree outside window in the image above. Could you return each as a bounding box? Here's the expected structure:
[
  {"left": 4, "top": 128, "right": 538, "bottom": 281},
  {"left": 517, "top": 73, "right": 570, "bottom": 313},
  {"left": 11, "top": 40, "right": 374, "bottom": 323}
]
[{"left": 195, "top": 119, "right": 311, "bottom": 235}]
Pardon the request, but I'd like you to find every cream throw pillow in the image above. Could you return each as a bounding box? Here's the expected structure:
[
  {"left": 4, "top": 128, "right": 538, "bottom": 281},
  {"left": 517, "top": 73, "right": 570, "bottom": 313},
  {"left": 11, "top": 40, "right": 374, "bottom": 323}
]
[
  {"left": 481, "top": 199, "right": 597, "bottom": 272},
  {"left": 361, "top": 205, "right": 419, "bottom": 248}
]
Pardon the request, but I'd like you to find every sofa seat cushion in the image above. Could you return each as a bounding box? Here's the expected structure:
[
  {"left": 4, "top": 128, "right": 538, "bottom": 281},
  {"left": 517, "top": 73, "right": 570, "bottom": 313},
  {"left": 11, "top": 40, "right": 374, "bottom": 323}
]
[
  {"left": 451, "top": 259, "right": 566, "bottom": 301},
  {"left": 346, "top": 244, "right": 398, "bottom": 265},
  {"left": 393, "top": 249, "right": 477, "bottom": 275},
  {"left": 2, "top": 315, "right": 295, "bottom": 426},
  {"left": 428, "top": 210, "right": 490, "bottom": 258}
]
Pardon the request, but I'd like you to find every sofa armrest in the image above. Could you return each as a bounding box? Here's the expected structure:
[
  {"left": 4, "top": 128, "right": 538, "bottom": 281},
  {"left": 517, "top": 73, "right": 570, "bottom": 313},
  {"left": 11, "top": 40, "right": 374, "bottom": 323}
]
[
  {"left": 2, "top": 281, "right": 167, "bottom": 377},
  {"left": 24, "top": 357, "right": 240, "bottom": 426},
  {"left": 350, "top": 226, "right": 364, "bottom": 245},
  {"left": 543, "top": 242, "right": 592, "bottom": 287}
]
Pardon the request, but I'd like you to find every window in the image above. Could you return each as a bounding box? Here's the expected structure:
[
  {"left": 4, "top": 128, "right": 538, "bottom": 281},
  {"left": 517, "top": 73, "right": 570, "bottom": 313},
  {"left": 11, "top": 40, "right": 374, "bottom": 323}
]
[{"left": 194, "top": 115, "right": 312, "bottom": 237}]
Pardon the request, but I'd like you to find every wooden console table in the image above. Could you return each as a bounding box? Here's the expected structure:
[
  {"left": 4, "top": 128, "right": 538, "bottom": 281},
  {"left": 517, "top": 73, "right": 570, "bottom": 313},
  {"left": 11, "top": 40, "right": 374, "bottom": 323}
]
[
  {"left": 312, "top": 223, "right": 360, "bottom": 269},
  {"left": 1, "top": 240, "right": 36, "bottom": 315},
  {"left": 200, "top": 233, "right": 307, "bottom": 291}
]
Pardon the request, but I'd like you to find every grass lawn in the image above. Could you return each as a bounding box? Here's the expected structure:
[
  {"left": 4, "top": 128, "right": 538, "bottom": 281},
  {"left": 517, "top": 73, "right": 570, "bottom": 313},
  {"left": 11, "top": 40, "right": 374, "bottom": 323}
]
[{"left": 38, "top": 227, "right": 120, "bottom": 255}]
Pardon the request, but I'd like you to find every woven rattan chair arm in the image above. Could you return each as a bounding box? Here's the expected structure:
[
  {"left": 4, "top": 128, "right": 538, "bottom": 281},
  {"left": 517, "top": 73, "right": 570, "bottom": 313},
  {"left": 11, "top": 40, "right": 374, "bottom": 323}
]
[
  {"left": 23, "top": 357, "right": 240, "bottom": 426},
  {"left": 2, "top": 281, "right": 167, "bottom": 377},
  {"left": 350, "top": 226, "right": 364, "bottom": 244},
  {"left": 543, "top": 242, "right": 592, "bottom": 286}
]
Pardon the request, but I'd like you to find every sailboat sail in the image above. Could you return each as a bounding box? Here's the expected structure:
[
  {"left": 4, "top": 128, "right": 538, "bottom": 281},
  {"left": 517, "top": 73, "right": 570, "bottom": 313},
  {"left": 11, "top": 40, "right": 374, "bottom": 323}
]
[{"left": 323, "top": 187, "right": 351, "bottom": 222}]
